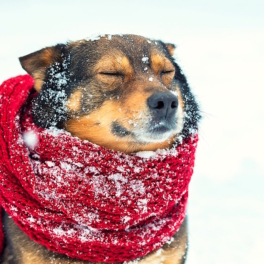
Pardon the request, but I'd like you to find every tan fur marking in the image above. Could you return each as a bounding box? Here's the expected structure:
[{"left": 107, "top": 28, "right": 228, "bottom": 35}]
[
  {"left": 32, "top": 71, "right": 45, "bottom": 92},
  {"left": 165, "top": 43, "right": 176, "bottom": 56},
  {"left": 66, "top": 90, "right": 82, "bottom": 111},
  {"left": 151, "top": 54, "right": 175, "bottom": 87},
  {"left": 151, "top": 53, "right": 165, "bottom": 74},
  {"left": 41, "top": 48, "right": 55, "bottom": 65},
  {"left": 176, "top": 85, "right": 184, "bottom": 109},
  {"left": 94, "top": 54, "right": 134, "bottom": 80}
]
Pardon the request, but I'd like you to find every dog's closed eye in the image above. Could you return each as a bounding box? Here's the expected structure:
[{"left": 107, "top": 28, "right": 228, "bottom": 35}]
[
  {"left": 160, "top": 69, "right": 175, "bottom": 87},
  {"left": 99, "top": 72, "right": 124, "bottom": 77},
  {"left": 160, "top": 70, "right": 174, "bottom": 76},
  {"left": 160, "top": 70, "right": 174, "bottom": 75},
  {"left": 97, "top": 71, "right": 124, "bottom": 87}
]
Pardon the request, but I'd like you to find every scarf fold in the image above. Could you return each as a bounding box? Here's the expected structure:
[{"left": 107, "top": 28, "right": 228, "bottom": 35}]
[{"left": 0, "top": 75, "right": 198, "bottom": 263}]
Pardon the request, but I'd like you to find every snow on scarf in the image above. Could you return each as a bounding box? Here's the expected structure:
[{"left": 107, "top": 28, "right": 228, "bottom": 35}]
[{"left": 0, "top": 75, "right": 198, "bottom": 263}]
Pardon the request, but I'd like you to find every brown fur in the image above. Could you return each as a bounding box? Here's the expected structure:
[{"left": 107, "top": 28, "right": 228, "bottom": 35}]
[
  {"left": 63, "top": 37, "right": 182, "bottom": 153},
  {"left": 94, "top": 54, "right": 134, "bottom": 81},
  {"left": 150, "top": 53, "right": 175, "bottom": 87},
  {"left": 176, "top": 86, "right": 184, "bottom": 109},
  {"left": 164, "top": 44, "right": 176, "bottom": 57},
  {"left": 67, "top": 90, "right": 83, "bottom": 112},
  {"left": 2, "top": 35, "right": 190, "bottom": 263},
  {"left": 19, "top": 46, "right": 63, "bottom": 92},
  {"left": 65, "top": 80, "right": 177, "bottom": 152}
]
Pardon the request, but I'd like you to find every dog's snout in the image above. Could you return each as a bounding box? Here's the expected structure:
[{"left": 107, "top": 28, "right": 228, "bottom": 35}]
[{"left": 147, "top": 92, "right": 178, "bottom": 118}]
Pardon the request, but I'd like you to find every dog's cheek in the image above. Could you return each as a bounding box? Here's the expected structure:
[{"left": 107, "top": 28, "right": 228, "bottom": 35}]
[{"left": 66, "top": 90, "right": 82, "bottom": 112}]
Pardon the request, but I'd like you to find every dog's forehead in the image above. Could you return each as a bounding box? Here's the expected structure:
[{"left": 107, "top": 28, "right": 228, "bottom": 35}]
[
  {"left": 68, "top": 34, "right": 167, "bottom": 62},
  {"left": 100, "top": 34, "right": 157, "bottom": 51}
]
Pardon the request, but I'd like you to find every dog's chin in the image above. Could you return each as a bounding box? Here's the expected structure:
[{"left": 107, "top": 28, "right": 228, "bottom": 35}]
[
  {"left": 135, "top": 130, "right": 175, "bottom": 143},
  {"left": 134, "top": 123, "right": 183, "bottom": 144},
  {"left": 134, "top": 113, "right": 184, "bottom": 144}
]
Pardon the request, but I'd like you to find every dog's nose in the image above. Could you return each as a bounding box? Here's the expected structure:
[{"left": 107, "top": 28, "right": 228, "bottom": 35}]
[{"left": 147, "top": 92, "right": 178, "bottom": 118}]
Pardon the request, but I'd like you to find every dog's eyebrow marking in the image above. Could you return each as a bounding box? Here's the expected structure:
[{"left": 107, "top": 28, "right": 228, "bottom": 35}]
[
  {"left": 94, "top": 54, "right": 134, "bottom": 79},
  {"left": 150, "top": 53, "right": 174, "bottom": 75},
  {"left": 66, "top": 90, "right": 82, "bottom": 111},
  {"left": 150, "top": 53, "right": 175, "bottom": 87}
]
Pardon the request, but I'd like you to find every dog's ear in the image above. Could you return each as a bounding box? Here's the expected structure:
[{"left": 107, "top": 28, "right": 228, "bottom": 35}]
[
  {"left": 20, "top": 44, "right": 69, "bottom": 129},
  {"left": 165, "top": 43, "right": 176, "bottom": 57},
  {"left": 19, "top": 44, "right": 65, "bottom": 92}
]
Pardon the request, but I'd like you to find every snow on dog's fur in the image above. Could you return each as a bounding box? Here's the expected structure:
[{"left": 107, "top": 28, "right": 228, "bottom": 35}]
[{"left": 1, "top": 34, "right": 200, "bottom": 264}]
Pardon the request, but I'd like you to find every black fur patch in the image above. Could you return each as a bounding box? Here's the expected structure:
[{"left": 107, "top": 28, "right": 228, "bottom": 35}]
[{"left": 112, "top": 121, "right": 132, "bottom": 137}]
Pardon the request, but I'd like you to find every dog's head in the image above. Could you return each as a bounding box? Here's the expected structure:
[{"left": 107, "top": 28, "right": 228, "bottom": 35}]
[{"left": 20, "top": 34, "right": 200, "bottom": 153}]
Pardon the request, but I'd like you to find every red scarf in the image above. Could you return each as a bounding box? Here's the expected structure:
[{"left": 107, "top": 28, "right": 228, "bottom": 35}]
[{"left": 0, "top": 75, "right": 198, "bottom": 263}]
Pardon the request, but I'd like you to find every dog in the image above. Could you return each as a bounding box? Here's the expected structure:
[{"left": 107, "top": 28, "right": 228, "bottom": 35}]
[{"left": 1, "top": 34, "right": 200, "bottom": 263}]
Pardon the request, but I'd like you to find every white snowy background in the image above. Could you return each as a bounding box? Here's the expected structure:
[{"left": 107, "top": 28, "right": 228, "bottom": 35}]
[{"left": 1, "top": 0, "right": 263, "bottom": 263}]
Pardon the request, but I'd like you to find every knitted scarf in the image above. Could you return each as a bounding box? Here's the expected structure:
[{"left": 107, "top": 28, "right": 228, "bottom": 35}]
[{"left": 0, "top": 75, "right": 198, "bottom": 263}]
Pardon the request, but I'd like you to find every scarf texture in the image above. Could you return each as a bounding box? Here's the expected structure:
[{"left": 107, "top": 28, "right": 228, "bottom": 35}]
[{"left": 0, "top": 75, "right": 198, "bottom": 263}]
